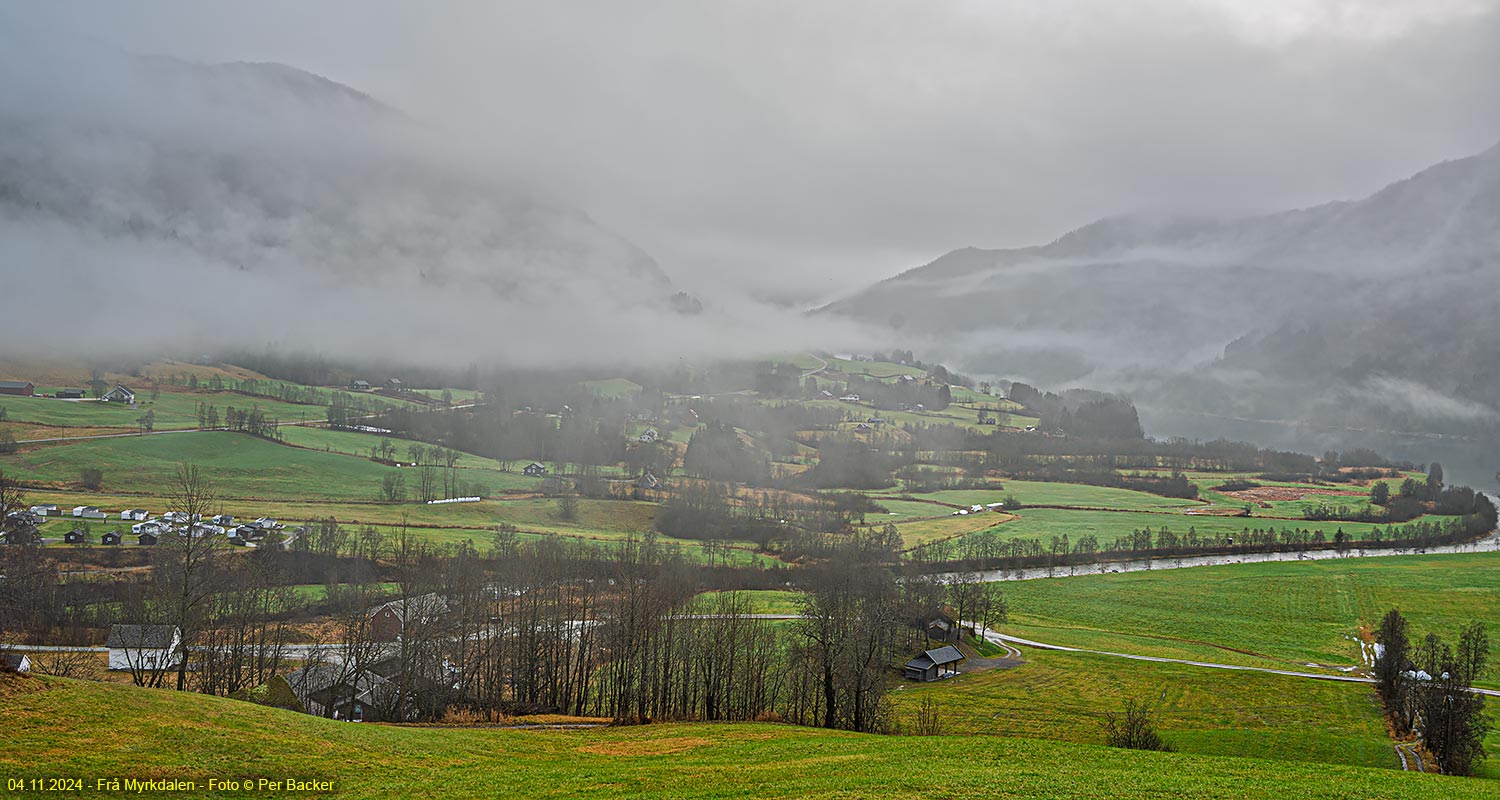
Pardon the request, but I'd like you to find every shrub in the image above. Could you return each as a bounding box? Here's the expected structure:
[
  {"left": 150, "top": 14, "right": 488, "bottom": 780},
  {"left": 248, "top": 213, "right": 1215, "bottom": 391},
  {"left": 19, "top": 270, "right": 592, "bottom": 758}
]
[{"left": 1102, "top": 699, "right": 1174, "bottom": 752}]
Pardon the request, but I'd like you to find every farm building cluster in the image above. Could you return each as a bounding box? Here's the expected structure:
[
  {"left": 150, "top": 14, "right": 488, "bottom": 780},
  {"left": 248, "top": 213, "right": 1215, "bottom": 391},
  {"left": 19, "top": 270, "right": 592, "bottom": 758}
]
[
  {"left": 2, "top": 504, "right": 299, "bottom": 548},
  {"left": 0, "top": 380, "right": 135, "bottom": 403}
]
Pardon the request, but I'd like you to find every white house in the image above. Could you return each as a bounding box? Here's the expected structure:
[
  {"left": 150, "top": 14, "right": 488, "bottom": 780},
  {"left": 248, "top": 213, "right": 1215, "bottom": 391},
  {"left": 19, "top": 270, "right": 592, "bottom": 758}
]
[
  {"left": 132, "top": 520, "right": 167, "bottom": 535},
  {"left": 120, "top": 509, "right": 149, "bottom": 521},
  {"left": 72, "top": 506, "right": 106, "bottom": 520},
  {"left": 30, "top": 504, "right": 60, "bottom": 517},
  {"left": 106, "top": 624, "right": 182, "bottom": 672},
  {"left": 839, "top": 394, "right": 861, "bottom": 402},
  {"left": 102, "top": 384, "right": 136, "bottom": 404},
  {"left": 211, "top": 514, "right": 235, "bottom": 526},
  {"left": 254, "top": 517, "right": 279, "bottom": 530}
]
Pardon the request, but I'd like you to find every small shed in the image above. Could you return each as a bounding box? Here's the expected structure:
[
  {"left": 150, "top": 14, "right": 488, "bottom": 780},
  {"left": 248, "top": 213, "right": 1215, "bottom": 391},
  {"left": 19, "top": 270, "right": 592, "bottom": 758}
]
[
  {"left": 101, "top": 531, "right": 122, "bottom": 546},
  {"left": 64, "top": 529, "right": 90, "bottom": 544},
  {"left": 56, "top": 388, "right": 85, "bottom": 399},
  {"left": 136, "top": 532, "right": 159, "bottom": 546},
  {"left": 903, "top": 645, "right": 966, "bottom": 682},
  {"left": 523, "top": 462, "right": 547, "bottom": 477}
]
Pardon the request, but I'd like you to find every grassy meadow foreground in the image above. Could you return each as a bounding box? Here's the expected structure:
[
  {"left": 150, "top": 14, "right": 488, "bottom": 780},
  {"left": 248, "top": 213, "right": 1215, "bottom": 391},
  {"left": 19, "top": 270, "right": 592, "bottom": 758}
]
[{"left": 1, "top": 674, "right": 1490, "bottom": 800}]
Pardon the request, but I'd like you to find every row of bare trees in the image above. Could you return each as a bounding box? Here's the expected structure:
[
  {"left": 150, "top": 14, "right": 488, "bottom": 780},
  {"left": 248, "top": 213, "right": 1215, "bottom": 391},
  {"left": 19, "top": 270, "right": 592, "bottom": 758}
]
[{"left": 1374, "top": 609, "right": 1491, "bottom": 776}]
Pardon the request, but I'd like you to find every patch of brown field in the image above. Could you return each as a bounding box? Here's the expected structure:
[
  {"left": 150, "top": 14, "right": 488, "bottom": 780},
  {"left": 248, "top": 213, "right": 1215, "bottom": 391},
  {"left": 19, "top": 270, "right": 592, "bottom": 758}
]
[
  {"left": 1223, "top": 486, "right": 1367, "bottom": 503},
  {"left": 5, "top": 424, "right": 139, "bottom": 442},
  {"left": 521, "top": 714, "right": 612, "bottom": 725},
  {"left": 578, "top": 736, "right": 712, "bottom": 757},
  {"left": 0, "top": 672, "right": 46, "bottom": 698},
  {"left": 139, "top": 359, "right": 271, "bottom": 383}
]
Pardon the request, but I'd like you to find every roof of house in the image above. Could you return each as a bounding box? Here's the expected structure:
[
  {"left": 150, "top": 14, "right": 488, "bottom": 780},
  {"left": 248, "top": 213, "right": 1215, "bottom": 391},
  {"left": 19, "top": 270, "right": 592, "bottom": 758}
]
[
  {"left": 0, "top": 380, "right": 33, "bottom": 390},
  {"left": 106, "top": 384, "right": 134, "bottom": 395},
  {"left": 905, "top": 645, "right": 965, "bottom": 671},
  {"left": 106, "top": 624, "right": 179, "bottom": 649},
  {"left": 0, "top": 652, "right": 29, "bottom": 670},
  {"left": 370, "top": 593, "right": 449, "bottom": 620}
]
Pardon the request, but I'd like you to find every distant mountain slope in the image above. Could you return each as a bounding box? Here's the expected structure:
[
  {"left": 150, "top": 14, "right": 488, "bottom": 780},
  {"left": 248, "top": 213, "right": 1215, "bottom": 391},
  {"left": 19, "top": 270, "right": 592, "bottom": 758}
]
[
  {"left": 0, "top": 43, "right": 668, "bottom": 296},
  {"left": 826, "top": 141, "right": 1500, "bottom": 435}
]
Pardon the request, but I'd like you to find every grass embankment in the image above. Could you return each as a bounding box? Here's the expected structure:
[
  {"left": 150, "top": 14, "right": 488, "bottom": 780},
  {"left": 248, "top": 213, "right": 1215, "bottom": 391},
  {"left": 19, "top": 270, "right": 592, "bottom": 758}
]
[
  {"left": 993, "top": 551, "right": 1500, "bottom": 685},
  {"left": 2, "top": 674, "right": 1491, "bottom": 799},
  {"left": 897, "top": 648, "right": 1397, "bottom": 771}
]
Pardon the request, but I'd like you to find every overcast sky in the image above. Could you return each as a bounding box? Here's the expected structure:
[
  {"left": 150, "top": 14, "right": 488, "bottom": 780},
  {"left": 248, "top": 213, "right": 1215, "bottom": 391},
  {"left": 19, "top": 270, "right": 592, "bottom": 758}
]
[{"left": 6, "top": 0, "right": 1499, "bottom": 302}]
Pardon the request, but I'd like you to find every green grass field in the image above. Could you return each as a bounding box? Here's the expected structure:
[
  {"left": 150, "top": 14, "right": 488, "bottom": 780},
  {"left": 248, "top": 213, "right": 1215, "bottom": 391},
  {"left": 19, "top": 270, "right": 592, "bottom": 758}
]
[
  {"left": 4, "top": 674, "right": 1491, "bottom": 799},
  {"left": 954, "top": 506, "right": 1456, "bottom": 550},
  {"left": 993, "top": 551, "right": 1500, "bottom": 685},
  {"left": 579, "top": 378, "right": 644, "bottom": 399},
  {"left": 898, "top": 648, "right": 1398, "bottom": 771},
  {"left": 0, "top": 432, "right": 548, "bottom": 501},
  {"left": 913, "top": 482, "right": 1206, "bottom": 511}
]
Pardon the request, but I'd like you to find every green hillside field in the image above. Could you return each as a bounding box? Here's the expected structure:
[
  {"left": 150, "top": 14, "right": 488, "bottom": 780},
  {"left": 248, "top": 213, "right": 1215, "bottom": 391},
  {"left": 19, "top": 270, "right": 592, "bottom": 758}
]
[{"left": 1, "top": 673, "right": 1491, "bottom": 800}]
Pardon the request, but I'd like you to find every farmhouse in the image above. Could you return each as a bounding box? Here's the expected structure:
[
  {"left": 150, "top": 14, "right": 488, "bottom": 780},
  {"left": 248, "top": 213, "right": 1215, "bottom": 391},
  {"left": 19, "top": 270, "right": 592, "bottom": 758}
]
[
  {"left": 120, "top": 509, "right": 149, "bottom": 521},
  {"left": 106, "top": 624, "right": 182, "bottom": 672},
  {"left": 349, "top": 380, "right": 372, "bottom": 391},
  {"left": 0, "top": 380, "right": 34, "bottom": 396},
  {"left": 636, "top": 473, "right": 661, "bottom": 491},
  {"left": 101, "top": 531, "right": 122, "bottom": 546},
  {"left": 55, "top": 388, "right": 85, "bottom": 399},
  {"left": 102, "top": 384, "right": 136, "bottom": 404},
  {"left": 368, "top": 594, "right": 450, "bottom": 642},
  {"left": 386, "top": 378, "right": 406, "bottom": 392},
  {"left": 523, "top": 461, "right": 547, "bottom": 477},
  {"left": 903, "top": 645, "right": 965, "bottom": 682},
  {"left": 638, "top": 428, "right": 660, "bottom": 443},
  {"left": 0, "top": 653, "right": 31, "bottom": 673},
  {"left": 287, "top": 663, "right": 392, "bottom": 722}
]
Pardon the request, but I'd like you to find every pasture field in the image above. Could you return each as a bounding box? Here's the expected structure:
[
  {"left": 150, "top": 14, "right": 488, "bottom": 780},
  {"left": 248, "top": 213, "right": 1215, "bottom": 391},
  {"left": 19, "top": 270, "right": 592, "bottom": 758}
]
[
  {"left": 863, "top": 498, "right": 957, "bottom": 520},
  {"left": 795, "top": 398, "right": 1038, "bottom": 433},
  {"left": 687, "top": 590, "right": 803, "bottom": 615},
  {"left": 1185, "top": 470, "right": 1426, "bottom": 519},
  {"left": 887, "top": 512, "right": 1019, "bottom": 548},
  {"left": 912, "top": 481, "right": 1205, "bottom": 511},
  {"left": 3, "top": 674, "right": 1491, "bottom": 799},
  {"left": 994, "top": 551, "right": 1500, "bottom": 686},
  {"left": 0, "top": 432, "right": 543, "bottom": 501},
  {"left": 954, "top": 507, "right": 1456, "bottom": 549},
  {"left": 278, "top": 425, "right": 633, "bottom": 479},
  {"left": 579, "top": 378, "right": 644, "bottom": 399},
  {"left": 897, "top": 648, "right": 1398, "bottom": 771}
]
